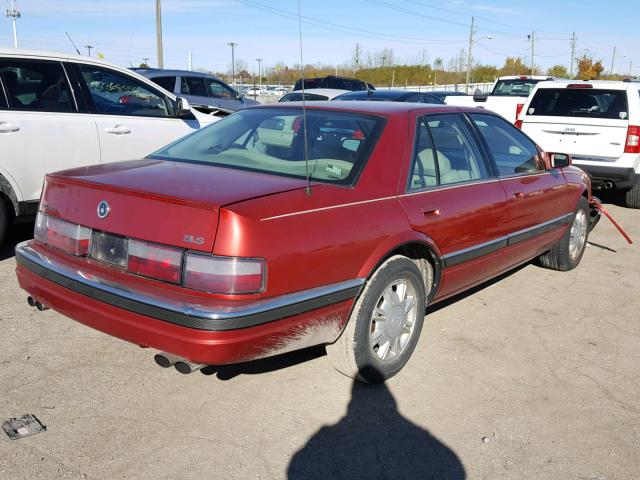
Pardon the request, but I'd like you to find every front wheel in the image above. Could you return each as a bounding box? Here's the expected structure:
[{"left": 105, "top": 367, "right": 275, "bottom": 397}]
[
  {"left": 539, "top": 197, "right": 589, "bottom": 271},
  {"left": 326, "top": 255, "right": 427, "bottom": 383}
]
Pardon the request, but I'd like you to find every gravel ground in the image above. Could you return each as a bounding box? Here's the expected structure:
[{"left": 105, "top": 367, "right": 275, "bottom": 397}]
[{"left": 0, "top": 200, "right": 638, "bottom": 480}]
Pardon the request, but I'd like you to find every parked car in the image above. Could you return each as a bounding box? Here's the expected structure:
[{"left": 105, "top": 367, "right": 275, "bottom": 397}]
[
  {"left": 278, "top": 88, "right": 350, "bottom": 102},
  {"left": 445, "top": 75, "right": 556, "bottom": 123},
  {"left": 334, "top": 90, "right": 444, "bottom": 104},
  {"left": 0, "top": 48, "right": 218, "bottom": 243},
  {"left": 135, "top": 68, "right": 259, "bottom": 115},
  {"left": 16, "top": 102, "right": 598, "bottom": 383},
  {"left": 429, "top": 91, "right": 468, "bottom": 102},
  {"left": 294, "top": 75, "right": 374, "bottom": 92},
  {"left": 518, "top": 79, "right": 640, "bottom": 208}
]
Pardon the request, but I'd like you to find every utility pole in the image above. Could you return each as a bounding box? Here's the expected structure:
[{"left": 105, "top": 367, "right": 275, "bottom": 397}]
[
  {"left": 570, "top": 32, "right": 576, "bottom": 79},
  {"left": 85, "top": 44, "right": 94, "bottom": 57},
  {"left": 465, "top": 17, "right": 475, "bottom": 94},
  {"left": 256, "top": 58, "right": 263, "bottom": 90},
  {"left": 5, "top": 0, "right": 21, "bottom": 48},
  {"left": 354, "top": 43, "right": 361, "bottom": 73},
  {"left": 630, "top": 60, "right": 633, "bottom": 78},
  {"left": 142, "top": 57, "right": 150, "bottom": 67},
  {"left": 610, "top": 46, "right": 617, "bottom": 75},
  {"left": 227, "top": 42, "right": 238, "bottom": 85},
  {"left": 527, "top": 31, "right": 535, "bottom": 75},
  {"left": 155, "top": 0, "right": 164, "bottom": 68},
  {"left": 188, "top": 52, "right": 193, "bottom": 71}
]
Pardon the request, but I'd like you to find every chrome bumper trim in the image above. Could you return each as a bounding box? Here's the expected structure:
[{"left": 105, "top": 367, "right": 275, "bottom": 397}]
[{"left": 15, "top": 242, "right": 364, "bottom": 332}]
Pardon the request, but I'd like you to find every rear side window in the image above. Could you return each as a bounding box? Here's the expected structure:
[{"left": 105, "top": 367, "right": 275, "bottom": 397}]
[
  {"left": 409, "top": 114, "right": 490, "bottom": 190},
  {"left": 0, "top": 79, "right": 7, "bottom": 109},
  {"left": 0, "top": 60, "right": 74, "bottom": 112},
  {"left": 470, "top": 113, "right": 542, "bottom": 176},
  {"left": 527, "top": 88, "right": 628, "bottom": 119},
  {"left": 181, "top": 77, "right": 208, "bottom": 97},
  {"left": 150, "top": 76, "right": 176, "bottom": 92}
]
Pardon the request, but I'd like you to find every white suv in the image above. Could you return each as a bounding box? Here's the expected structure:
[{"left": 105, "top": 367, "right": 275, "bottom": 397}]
[
  {"left": 0, "top": 48, "right": 218, "bottom": 241},
  {"left": 518, "top": 80, "right": 640, "bottom": 208}
]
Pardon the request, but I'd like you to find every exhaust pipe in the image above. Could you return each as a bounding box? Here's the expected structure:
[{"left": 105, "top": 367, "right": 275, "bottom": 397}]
[
  {"left": 28, "top": 297, "right": 49, "bottom": 311},
  {"left": 27, "top": 296, "right": 36, "bottom": 307},
  {"left": 154, "top": 352, "right": 183, "bottom": 368},
  {"left": 174, "top": 360, "right": 206, "bottom": 375},
  {"left": 35, "top": 301, "right": 49, "bottom": 311},
  {"left": 603, "top": 181, "right": 614, "bottom": 190}
]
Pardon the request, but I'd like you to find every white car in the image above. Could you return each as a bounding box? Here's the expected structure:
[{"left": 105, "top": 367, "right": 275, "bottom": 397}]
[
  {"left": 519, "top": 79, "right": 640, "bottom": 208},
  {"left": 445, "top": 75, "right": 555, "bottom": 123},
  {"left": 0, "top": 48, "right": 218, "bottom": 241}
]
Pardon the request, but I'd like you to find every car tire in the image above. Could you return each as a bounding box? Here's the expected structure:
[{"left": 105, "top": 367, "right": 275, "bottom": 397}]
[
  {"left": 625, "top": 182, "right": 640, "bottom": 209},
  {"left": 539, "top": 197, "right": 589, "bottom": 271},
  {"left": 326, "top": 255, "right": 427, "bottom": 384},
  {"left": 0, "top": 199, "right": 8, "bottom": 244}
]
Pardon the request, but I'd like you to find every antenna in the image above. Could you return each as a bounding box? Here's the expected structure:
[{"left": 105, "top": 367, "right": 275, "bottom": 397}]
[
  {"left": 65, "top": 32, "right": 81, "bottom": 55},
  {"left": 297, "top": 0, "right": 311, "bottom": 196}
]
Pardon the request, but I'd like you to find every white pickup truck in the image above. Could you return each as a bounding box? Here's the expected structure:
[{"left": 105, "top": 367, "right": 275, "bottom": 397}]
[{"left": 445, "top": 76, "right": 555, "bottom": 123}]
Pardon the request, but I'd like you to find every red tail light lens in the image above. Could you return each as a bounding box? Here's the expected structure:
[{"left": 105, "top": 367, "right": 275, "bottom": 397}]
[
  {"left": 35, "top": 212, "right": 91, "bottom": 256},
  {"left": 183, "top": 254, "right": 266, "bottom": 294},
  {"left": 127, "top": 239, "right": 183, "bottom": 284},
  {"left": 515, "top": 103, "right": 524, "bottom": 118},
  {"left": 514, "top": 119, "right": 523, "bottom": 129},
  {"left": 624, "top": 126, "right": 640, "bottom": 154}
]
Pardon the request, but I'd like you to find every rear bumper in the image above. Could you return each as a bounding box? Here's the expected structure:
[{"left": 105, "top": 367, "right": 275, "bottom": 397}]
[
  {"left": 15, "top": 241, "right": 361, "bottom": 364},
  {"left": 576, "top": 165, "right": 640, "bottom": 189}
]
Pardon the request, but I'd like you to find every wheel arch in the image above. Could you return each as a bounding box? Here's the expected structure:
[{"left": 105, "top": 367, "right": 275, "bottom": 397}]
[{"left": 0, "top": 173, "right": 20, "bottom": 218}]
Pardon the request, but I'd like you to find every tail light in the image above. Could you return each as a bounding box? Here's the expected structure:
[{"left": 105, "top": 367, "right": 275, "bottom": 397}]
[
  {"left": 183, "top": 253, "right": 266, "bottom": 294},
  {"left": 127, "top": 239, "right": 183, "bottom": 284},
  {"left": 624, "top": 126, "right": 640, "bottom": 154},
  {"left": 34, "top": 212, "right": 91, "bottom": 256},
  {"left": 514, "top": 119, "right": 523, "bottom": 129},
  {"left": 515, "top": 103, "right": 524, "bottom": 118},
  {"left": 567, "top": 84, "right": 593, "bottom": 89}
]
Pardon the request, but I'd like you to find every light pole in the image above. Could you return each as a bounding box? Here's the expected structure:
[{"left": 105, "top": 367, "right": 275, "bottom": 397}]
[
  {"left": 227, "top": 42, "right": 238, "bottom": 86},
  {"left": 155, "top": 0, "right": 164, "bottom": 68},
  {"left": 5, "top": 0, "right": 20, "bottom": 48},
  {"left": 256, "top": 58, "right": 263, "bottom": 91},
  {"left": 85, "top": 44, "right": 94, "bottom": 57},
  {"left": 465, "top": 18, "right": 492, "bottom": 94}
]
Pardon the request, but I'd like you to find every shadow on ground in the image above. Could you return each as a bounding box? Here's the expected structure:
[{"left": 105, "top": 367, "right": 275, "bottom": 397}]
[
  {"left": 287, "top": 380, "right": 466, "bottom": 479},
  {"left": 1, "top": 222, "right": 33, "bottom": 261}
]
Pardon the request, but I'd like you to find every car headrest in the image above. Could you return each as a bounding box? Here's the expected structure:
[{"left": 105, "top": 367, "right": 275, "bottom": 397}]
[{"left": 418, "top": 148, "right": 452, "bottom": 176}]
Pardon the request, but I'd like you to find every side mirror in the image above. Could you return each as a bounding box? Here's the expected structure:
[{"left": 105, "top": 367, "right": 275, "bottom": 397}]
[
  {"left": 176, "top": 96, "right": 192, "bottom": 117},
  {"left": 550, "top": 153, "right": 571, "bottom": 168},
  {"left": 473, "top": 91, "right": 488, "bottom": 102}
]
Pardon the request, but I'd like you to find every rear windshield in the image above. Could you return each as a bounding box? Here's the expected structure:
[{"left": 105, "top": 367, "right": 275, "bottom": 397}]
[
  {"left": 293, "top": 77, "right": 371, "bottom": 91},
  {"left": 527, "top": 88, "right": 629, "bottom": 119},
  {"left": 492, "top": 79, "right": 543, "bottom": 96},
  {"left": 151, "top": 108, "right": 385, "bottom": 186},
  {"left": 279, "top": 92, "right": 328, "bottom": 102}
]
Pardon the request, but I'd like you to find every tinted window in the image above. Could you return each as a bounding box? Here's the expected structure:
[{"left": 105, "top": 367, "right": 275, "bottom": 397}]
[
  {"left": 152, "top": 108, "right": 384, "bottom": 186},
  {"left": 182, "top": 77, "right": 208, "bottom": 97},
  {"left": 294, "top": 77, "right": 370, "bottom": 91},
  {"left": 470, "top": 113, "right": 542, "bottom": 176},
  {"left": 279, "top": 92, "right": 329, "bottom": 102},
  {"left": 0, "top": 79, "right": 7, "bottom": 109},
  {"left": 205, "top": 78, "right": 235, "bottom": 99},
  {"left": 492, "top": 79, "right": 543, "bottom": 96},
  {"left": 79, "top": 66, "right": 170, "bottom": 118},
  {"left": 0, "top": 60, "right": 74, "bottom": 112},
  {"left": 151, "top": 76, "right": 176, "bottom": 92},
  {"left": 409, "top": 114, "right": 489, "bottom": 189},
  {"left": 527, "top": 88, "right": 628, "bottom": 119}
]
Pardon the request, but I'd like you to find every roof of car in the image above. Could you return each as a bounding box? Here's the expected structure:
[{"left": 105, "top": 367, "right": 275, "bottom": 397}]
[
  {"left": 497, "top": 75, "right": 554, "bottom": 80},
  {"left": 0, "top": 47, "right": 122, "bottom": 69},
  {"left": 133, "top": 68, "right": 222, "bottom": 80},
  {"left": 286, "top": 88, "right": 351, "bottom": 97},
  {"left": 253, "top": 100, "right": 474, "bottom": 116},
  {"left": 335, "top": 90, "right": 430, "bottom": 100},
  {"left": 534, "top": 79, "right": 638, "bottom": 90}
]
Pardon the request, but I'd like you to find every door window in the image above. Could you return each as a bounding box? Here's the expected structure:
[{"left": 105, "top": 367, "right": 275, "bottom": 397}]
[
  {"left": 181, "top": 77, "right": 208, "bottom": 97},
  {"left": 79, "top": 65, "right": 171, "bottom": 118},
  {"left": 0, "top": 60, "right": 74, "bottom": 112},
  {"left": 205, "top": 78, "right": 236, "bottom": 99},
  {"left": 150, "top": 76, "right": 177, "bottom": 92},
  {"left": 469, "top": 113, "right": 542, "bottom": 176},
  {"left": 409, "top": 114, "right": 490, "bottom": 190}
]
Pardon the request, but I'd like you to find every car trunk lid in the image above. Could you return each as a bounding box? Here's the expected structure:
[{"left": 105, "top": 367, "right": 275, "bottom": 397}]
[{"left": 42, "top": 159, "right": 310, "bottom": 252}]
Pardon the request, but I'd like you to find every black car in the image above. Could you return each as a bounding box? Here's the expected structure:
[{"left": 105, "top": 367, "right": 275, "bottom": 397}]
[
  {"left": 294, "top": 75, "right": 375, "bottom": 92},
  {"left": 333, "top": 90, "right": 445, "bottom": 104}
]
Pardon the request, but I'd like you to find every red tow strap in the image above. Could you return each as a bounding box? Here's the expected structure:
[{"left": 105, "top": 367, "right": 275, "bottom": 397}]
[{"left": 591, "top": 198, "right": 633, "bottom": 244}]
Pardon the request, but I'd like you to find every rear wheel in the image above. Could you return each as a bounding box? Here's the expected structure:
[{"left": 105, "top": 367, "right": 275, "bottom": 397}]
[
  {"left": 326, "top": 255, "right": 427, "bottom": 383},
  {"left": 0, "top": 200, "right": 8, "bottom": 244},
  {"left": 539, "top": 197, "right": 589, "bottom": 271},
  {"left": 625, "top": 182, "right": 640, "bottom": 209}
]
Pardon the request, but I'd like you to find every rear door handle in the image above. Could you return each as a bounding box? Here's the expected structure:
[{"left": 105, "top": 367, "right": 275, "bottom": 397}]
[
  {"left": 513, "top": 192, "right": 525, "bottom": 199},
  {"left": 422, "top": 207, "right": 441, "bottom": 217},
  {"left": 105, "top": 125, "right": 131, "bottom": 135},
  {"left": 0, "top": 122, "right": 19, "bottom": 133}
]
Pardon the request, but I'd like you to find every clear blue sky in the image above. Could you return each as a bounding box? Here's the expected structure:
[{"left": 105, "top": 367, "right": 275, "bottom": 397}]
[{"left": 2, "top": 0, "right": 637, "bottom": 76}]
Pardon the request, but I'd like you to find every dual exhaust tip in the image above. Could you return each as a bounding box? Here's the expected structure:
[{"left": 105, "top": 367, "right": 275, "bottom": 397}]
[
  {"left": 27, "top": 296, "right": 49, "bottom": 311},
  {"left": 154, "top": 352, "right": 206, "bottom": 374}
]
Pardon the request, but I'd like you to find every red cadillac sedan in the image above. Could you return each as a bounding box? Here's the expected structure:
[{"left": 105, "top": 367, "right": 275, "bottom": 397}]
[{"left": 15, "top": 102, "right": 597, "bottom": 383}]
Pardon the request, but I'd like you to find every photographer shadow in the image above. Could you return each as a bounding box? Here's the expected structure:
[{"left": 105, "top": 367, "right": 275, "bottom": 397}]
[{"left": 288, "top": 380, "right": 465, "bottom": 479}]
